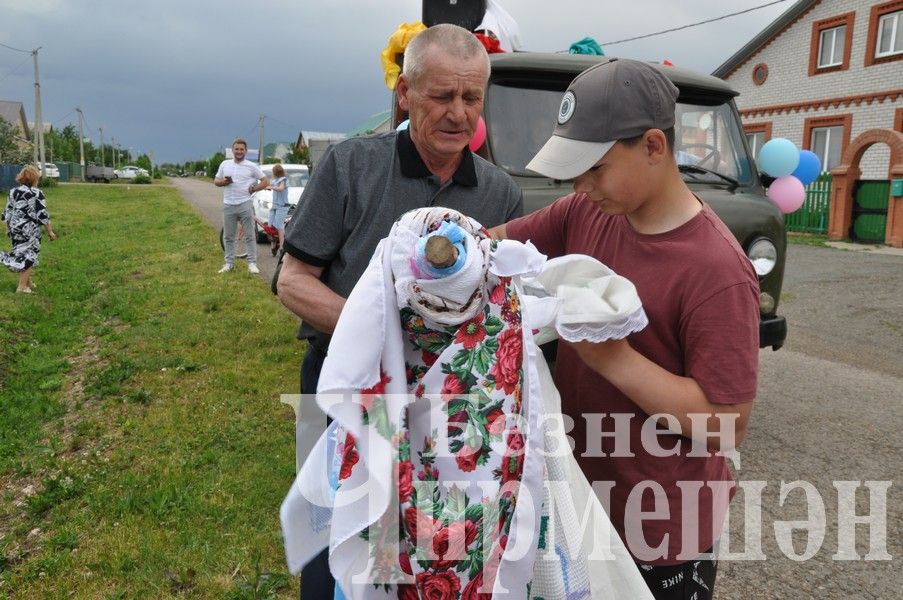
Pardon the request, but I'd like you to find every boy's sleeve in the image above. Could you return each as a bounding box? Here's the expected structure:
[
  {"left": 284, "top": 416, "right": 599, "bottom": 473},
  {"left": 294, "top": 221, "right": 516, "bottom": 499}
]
[
  {"left": 680, "top": 281, "right": 760, "bottom": 405},
  {"left": 283, "top": 145, "right": 346, "bottom": 267},
  {"left": 504, "top": 194, "right": 575, "bottom": 259},
  {"left": 214, "top": 161, "right": 224, "bottom": 178}
]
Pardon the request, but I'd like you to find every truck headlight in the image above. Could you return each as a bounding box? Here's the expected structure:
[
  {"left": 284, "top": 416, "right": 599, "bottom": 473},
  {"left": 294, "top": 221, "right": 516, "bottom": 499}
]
[{"left": 747, "top": 238, "right": 777, "bottom": 277}]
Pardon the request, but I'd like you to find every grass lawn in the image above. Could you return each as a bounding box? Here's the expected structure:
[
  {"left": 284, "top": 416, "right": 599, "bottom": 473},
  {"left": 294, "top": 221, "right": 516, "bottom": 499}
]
[
  {"left": 0, "top": 183, "right": 302, "bottom": 598},
  {"left": 786, "top": 231, "right": 829, "bottom": 247}
]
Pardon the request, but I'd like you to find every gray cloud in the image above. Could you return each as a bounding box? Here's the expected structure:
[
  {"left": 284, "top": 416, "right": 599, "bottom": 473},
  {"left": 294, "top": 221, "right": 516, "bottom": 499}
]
[{"left": 0, "top": 0, "right": 790, "bottom": 163}]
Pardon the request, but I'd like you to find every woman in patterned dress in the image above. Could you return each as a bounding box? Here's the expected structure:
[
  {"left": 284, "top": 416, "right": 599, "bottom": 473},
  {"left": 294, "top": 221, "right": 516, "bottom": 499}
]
[{"left": 1, "top": 165, "right": 56, "bottom": 293}]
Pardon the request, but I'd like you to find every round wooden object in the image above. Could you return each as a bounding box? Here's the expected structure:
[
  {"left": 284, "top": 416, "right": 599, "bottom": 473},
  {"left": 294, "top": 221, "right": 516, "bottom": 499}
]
[{"left": 424, "top": 235, "right": 458, "bottom": 268}]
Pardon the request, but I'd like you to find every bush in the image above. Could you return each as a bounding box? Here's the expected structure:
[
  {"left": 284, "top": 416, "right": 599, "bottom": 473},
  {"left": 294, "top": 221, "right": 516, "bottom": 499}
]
[
  {"left": 39, "top": 176, "right": 58, "bottom": 188},
  {"left": 133, "top": 174, "right": 152, "bottom": 185}
]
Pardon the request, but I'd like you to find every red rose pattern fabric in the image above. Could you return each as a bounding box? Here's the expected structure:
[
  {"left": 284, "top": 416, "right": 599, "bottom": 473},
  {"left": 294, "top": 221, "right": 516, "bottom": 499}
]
[{"left": 335, "top": 268, "right": 528, "bottom": 597}]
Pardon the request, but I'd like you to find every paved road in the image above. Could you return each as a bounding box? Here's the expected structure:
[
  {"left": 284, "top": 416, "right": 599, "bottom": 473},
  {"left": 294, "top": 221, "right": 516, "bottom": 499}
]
[
  {"left": 719, "top": 244, "right": 902, "bottom": 599},
  {"left": 172, "top": 177, "right": 901, "bottom": 598}
]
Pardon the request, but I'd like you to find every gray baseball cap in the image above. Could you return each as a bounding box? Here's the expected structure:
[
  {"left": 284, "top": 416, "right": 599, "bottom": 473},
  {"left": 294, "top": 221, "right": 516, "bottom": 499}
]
[{"left": 526, "top": 57, "right": 680, "bottom": 180}]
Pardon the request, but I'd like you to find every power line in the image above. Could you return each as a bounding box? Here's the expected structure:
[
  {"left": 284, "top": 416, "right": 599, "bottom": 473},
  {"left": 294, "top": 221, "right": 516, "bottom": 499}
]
[
  {"left": 51, "top": 109, "right": 76, "bottom": 126},
  {"left": 0, "top": 54, "right": 32, "bottom": 85},
  {"left": 0, "top": 41, "right": 32, "bottom": 54},
  {"left": 601, "top": 0, "right": 791, "bottom": 46}
]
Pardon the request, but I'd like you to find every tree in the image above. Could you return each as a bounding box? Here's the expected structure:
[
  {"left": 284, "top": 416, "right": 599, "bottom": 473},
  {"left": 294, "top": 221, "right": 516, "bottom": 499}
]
[
  {"left": 284, "top": 145, "right": 309, "bottom": 166},
  {"left": 136, "top": 154, "right": 152, "bottom": 172},
  {"left": 0, "top": 117, "right": 31, "bottom": 164},
  {"left": 42, "top": 123, "right": 96, "bottom": 165},
  {"left": 206, "top": 152, "right": 225, "bottom": 177}
]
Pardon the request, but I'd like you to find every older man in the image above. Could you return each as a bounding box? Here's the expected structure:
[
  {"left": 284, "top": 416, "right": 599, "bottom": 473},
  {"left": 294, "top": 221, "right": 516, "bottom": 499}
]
[
  {"left": 214, "top": 138, "right": 269, "bottom": 274},
  {"left": 277, "top": 23, "right": 522, "bottom": 598}
]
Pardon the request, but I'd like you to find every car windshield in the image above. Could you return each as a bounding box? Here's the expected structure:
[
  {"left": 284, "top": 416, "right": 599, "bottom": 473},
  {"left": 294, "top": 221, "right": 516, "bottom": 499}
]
[
  {"left": 264, "top": 169, "right": 309, "bottom": 187},
  {"left": 285, "top": 170, "right": 309, "bottom": 187},
  {"left": 485, "top": 83, "right": 754, "bottom": 185}
]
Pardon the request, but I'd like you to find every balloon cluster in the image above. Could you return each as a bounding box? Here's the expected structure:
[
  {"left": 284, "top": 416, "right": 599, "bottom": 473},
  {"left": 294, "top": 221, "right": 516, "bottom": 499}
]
[{"left": 758, "top": 138, "right": 822, "bottom": 214}]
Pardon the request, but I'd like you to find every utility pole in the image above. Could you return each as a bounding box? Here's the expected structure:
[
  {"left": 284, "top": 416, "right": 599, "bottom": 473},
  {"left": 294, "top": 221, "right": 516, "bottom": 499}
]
[
  {"left": 99, "top": 126, "right": 104, "bottom": 167},
  {"left": 76, "top": 107, "right": 86, "bottom": 181},
  {"left": 111, "top": 138, "right": 117, "bottom": 169},
  {"left": 259, "top": 114, "right": 265, "bottom": 164},
  {"left": 32, "top": 47, "right": 46, "bottom": 176}
]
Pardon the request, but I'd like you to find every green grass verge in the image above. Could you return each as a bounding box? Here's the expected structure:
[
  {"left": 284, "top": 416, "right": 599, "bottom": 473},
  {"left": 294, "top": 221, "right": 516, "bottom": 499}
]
[
  {"left": 786, "top": 232, "right": 829, "bottom": 247},
  {"left": 0, "top": 183, "right": 301, "bottom": 598}
]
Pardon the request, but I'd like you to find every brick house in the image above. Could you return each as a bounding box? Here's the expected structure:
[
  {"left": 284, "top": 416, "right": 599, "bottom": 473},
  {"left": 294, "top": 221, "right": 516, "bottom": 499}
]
[{"left": 713, "top": 0, "right": 903, "bottom": 246}]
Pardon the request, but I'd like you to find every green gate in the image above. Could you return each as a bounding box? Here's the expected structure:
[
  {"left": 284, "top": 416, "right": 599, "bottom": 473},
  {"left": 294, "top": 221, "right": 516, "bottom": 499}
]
[
  {"left": 786, "top": 172, "right": 832, "bottom": 233},
  {"left": 851, "top": 180, "right": 889, "bottom": 243}
]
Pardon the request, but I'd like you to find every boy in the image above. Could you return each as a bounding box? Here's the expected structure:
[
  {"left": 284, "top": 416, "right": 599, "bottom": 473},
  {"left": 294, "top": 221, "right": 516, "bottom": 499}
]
[{"left": 492, "top": 58, "right": 759, "bottom": 599}]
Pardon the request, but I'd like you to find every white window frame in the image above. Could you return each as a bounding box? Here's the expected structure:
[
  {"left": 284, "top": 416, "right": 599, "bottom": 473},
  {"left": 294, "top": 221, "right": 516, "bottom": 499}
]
[
  {"left": 746, "top": 132, "right": 765, "bottom": 158},
  {"left": 810, "top": 126, "right": 844, "bottom": 172},
  {"left": 875, "top": 11, "right": 902, "bottom": 58},
  {"left": 818, "top": 25, "right": 846, "bottom": 68}
]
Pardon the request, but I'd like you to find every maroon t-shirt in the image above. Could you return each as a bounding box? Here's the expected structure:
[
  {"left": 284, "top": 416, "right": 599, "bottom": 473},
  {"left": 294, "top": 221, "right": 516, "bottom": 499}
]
[{"left": 507, "top": 193, "right": 759, "bottom": 565}]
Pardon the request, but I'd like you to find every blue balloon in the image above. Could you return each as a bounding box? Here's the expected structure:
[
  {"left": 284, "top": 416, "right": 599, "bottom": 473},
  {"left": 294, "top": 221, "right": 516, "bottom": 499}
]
[
  {"left": 791, "top": 149, "right": 821, "bottom": 186},
  {"left": 758, "top": 138, "right": 800, "bottom": 178},
  {"left": 396, "top": 119, "right": 409, "bottom": 131}
]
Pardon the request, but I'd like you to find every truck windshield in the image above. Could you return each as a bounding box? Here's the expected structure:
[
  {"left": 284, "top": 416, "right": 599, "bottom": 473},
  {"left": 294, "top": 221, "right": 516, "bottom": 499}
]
[{"left": 485, "top": 83, "right": 755, "bottom": 185}]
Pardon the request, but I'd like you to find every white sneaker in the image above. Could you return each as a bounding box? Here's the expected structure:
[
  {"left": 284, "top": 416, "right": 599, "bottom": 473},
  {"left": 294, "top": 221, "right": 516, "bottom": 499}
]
[
  {"left": 247, "top": 263, "right": 260, "bottom": 274},
  {"left": 218, "top": 264, "right": 233, "bottom": 273}
]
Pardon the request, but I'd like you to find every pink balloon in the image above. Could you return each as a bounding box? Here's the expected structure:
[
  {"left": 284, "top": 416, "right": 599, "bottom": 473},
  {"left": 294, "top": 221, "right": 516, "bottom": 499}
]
[
  {"left": 469, "top": 116, "right": 487, "bottom": 152},
  {"left": 767, "top": 175, "right": 806, "bottom": 214}
]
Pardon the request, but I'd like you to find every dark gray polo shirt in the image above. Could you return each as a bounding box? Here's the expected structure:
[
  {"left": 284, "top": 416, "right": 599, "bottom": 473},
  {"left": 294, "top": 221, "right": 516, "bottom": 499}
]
[{"left": 283, "top": 129, "right": 523, "bottom": 350}]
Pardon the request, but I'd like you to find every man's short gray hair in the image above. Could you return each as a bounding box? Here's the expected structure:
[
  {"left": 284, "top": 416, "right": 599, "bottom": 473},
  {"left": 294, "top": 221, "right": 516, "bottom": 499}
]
[{"left": 402, "top": 23, "right": 490, "bottom": 86}]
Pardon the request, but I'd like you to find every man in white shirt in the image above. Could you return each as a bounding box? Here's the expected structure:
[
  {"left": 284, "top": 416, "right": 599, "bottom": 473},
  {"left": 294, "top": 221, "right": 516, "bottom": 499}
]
[{"left": 214, "top": 138, "right": 269, "bottom": 273}]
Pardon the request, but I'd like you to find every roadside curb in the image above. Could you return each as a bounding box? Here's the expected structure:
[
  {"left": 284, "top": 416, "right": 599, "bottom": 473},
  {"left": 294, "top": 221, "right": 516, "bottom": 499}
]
[{"left": 825, "top": 241, "right": 903, "bottom": 257}]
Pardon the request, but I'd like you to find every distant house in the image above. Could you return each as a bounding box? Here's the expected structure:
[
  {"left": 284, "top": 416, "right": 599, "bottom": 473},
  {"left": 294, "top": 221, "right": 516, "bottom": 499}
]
[
  {"left": 0, "top": 100, "right": 31, "bottom": 148},
  {"left": 295, "top": 130, "right": 347, "bottom": 171},
  {"left": 262, "top": 141, "right": 295, "bottom": 162},
  {"left": 347, "top": 110, "right": 392, "bottom": 138},
  {"left": 713, "top": 0, "right": 902, "bottom": 246},
  {"left": 714, "top": 0, "right": 901, "bottom": 176}
]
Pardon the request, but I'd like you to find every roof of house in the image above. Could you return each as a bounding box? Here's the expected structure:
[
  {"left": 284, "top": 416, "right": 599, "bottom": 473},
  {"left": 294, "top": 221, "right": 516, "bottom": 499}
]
[
  {"left": 0, "top": 100, "right": 29, "bottom": 135},
  {"left": 712, "top": 0, "right": 819, "bottom": 79},
  {"left": 348, "top": 110, "right": 392, "bottom": 137},
  {"left": 298, "top": 130, "right": 346, "bottom": 143}
]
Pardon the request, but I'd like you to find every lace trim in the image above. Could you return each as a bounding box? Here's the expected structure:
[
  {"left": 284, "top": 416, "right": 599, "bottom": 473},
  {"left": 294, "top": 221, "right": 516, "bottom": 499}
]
[{"left": 557, "top": 306, "right": 649, "bottom": 343}]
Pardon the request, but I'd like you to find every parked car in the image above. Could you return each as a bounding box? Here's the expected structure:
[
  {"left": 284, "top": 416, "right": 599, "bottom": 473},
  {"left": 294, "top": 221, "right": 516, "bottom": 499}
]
[
  {"left": 114, "top": 165, "right": 150, "bottom": 179},
  {"left": 251, "top": 164, "right": 310, "bottom": 242},
  {"left": 37, "top": 162, "right": 60, "bottom": 179}
]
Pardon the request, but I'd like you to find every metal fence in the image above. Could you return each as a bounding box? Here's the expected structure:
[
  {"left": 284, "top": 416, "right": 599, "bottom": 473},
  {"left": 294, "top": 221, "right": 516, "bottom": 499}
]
[
  {"left": 0, "top": 163, "right": 24, "bottom": 194},
  {"left": 785, "top": 172, "right": 832, "bottom": 234}
]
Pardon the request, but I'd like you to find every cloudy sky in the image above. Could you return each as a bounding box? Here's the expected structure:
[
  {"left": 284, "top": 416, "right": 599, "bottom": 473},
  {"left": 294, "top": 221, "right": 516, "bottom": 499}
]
[{"left": 0, "top": 0, "right": 794, "bottom": 164}]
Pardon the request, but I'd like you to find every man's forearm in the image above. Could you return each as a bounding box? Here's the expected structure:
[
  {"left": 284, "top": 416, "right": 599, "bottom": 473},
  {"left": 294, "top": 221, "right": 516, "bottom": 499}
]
[{"left": 276, "top": 269, "right": 346, "bottom": 334}]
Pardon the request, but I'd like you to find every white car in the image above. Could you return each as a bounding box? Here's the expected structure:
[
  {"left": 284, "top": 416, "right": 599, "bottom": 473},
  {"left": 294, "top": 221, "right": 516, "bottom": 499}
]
[
  {"left": 114, "top": 165, "right": 149, "bottom": 179},
  {"left": 251, "top": 164, "right": 309, "bottom": 242},
  {"left": 37, "top": 162, "right": 60, "bottom": 178}
]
